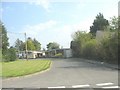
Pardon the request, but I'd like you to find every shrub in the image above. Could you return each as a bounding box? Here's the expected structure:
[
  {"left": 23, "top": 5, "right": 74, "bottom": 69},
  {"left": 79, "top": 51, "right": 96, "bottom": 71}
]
[
  {"left": 3, "top": 47, "right": 17, "bottom": 62},
  {"left": 71, "top": 30, "right": 118, "bottom": 64},
  {"left": 97, "top": 31, "right": 118, "bottom": 64},
  {"left": 55, "top": 53, "right": 63, "bottom": 58},
  {"left": 82, "top": 39, "right": 97, "bottom": 59}
]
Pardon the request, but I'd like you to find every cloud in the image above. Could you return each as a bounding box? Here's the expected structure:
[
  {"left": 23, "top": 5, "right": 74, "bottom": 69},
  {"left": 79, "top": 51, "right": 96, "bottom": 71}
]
[
  {"left": 103, "top": 6, "right": 118, "bottom": 19},
  {"left": 54, "top": 18, "right": 93, "bottom": 34},
  {"left": 48, "top": 18, "right": 93, "bottom": 47},
  {"left": 21, "top": 18, "right": 93, "bottom": 48},
  {"left": 23, "top": 20, "right": 57, "bottom": 36},
  {"left": 29, "top": 0, "right": 51, "bottom": 12},
  {"left": 72, "top": 18, "right": 93, "bottom": 33}
]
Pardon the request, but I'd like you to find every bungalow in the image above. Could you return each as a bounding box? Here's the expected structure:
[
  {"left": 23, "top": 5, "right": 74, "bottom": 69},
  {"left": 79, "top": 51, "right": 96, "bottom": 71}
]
[
  {"left": 17, "top": 51, "right": 45, "bottom": 59},
  {"left": 27, "top": 51, "right": 45, "bottom": 59}
]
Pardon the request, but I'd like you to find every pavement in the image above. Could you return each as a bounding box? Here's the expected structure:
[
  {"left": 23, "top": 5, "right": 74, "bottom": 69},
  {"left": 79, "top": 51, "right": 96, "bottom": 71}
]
[{"left": 2, "top": 58, "right": 119, "bottom": 89}]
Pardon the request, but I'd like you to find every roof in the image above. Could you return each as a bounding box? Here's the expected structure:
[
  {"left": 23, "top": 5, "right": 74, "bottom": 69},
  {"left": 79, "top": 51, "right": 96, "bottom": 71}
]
[
  {"left": 27, "top": 51, "right": 43, "bottom": 53},
  {"left": 47, "top": 48, "right": 71, "bottom": 52}
]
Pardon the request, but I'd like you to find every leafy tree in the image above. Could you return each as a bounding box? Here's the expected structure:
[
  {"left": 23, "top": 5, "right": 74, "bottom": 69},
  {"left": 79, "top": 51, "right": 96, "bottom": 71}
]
[
  {"left": 4, "top": 47, "right": 17, "bottom": 62},
  {"left": 109, "top": 16, "right": 119, "bottom": 30},
  {"left": 0, "top": 24, "right": 1, "bottom": 49},
  {"left": 89, "top": 13, "right": 109, "bottom": 36},
  {"left": 71, "top": 31, "right": 93, "bottom": 57},
  {"left": 14, "top": 37, "right": 41, "bottom": 51},
  {"left": 33, "top": 38, "right": 41, "bottom": 51},
  {"left": 0, "top": 22, "right": 9, "bottom": 55},
  {"left": 71, "top": 15, "right": 118, "bottom": 64},
  {"left": 47, "top": 42, "right": 60, "bottom": 50},
  {"left": 26, "top": 37, "right": 35, "bottom": 50},
  {"left": 42, "top": 48, "right": 46, "bottom": 51},
  {"left": 118, "top": 16, "right": 120, "bottom": 30},
  {"left": 15, "top": 38, "right": 25, "bottom": 51}
]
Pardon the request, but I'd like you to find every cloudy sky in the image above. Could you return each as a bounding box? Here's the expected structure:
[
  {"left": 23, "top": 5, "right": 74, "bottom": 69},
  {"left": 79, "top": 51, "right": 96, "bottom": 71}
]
[{"left": 1, "top": 0, "right": 119, "bottom": 49}]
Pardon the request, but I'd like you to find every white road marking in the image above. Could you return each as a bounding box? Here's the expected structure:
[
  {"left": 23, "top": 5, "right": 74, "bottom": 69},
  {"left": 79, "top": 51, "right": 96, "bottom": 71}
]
[
  {"left": 102, "top": 86, "right": 119, "bottom": 89},
  {"left": 48, "top": 86, "right": 65, "bottom": 89},
  {"left": 96, "top": 82, "right": 114, "bottom": 86},
  {"left": 72, "top": 84, "right": 90, "bottom": 88}
]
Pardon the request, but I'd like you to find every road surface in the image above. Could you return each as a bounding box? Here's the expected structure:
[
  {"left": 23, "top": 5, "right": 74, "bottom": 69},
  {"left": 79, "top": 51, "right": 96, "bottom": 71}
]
[{"left": 2, "top": 58, "right": 119, "bottom": 89}]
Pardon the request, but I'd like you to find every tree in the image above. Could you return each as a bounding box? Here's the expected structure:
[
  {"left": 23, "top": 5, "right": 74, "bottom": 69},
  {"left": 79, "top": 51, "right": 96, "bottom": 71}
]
[
  {"left": 109, "top": 16, "right": 119, "bottom": 30},
  {"left": 89, "top": 13, "right": 109, "bottom": 36},
  {"left": 26, "top": 37, "right": 35, "bottom": 50},
  {"left": 118, "top": 16, "right": 120, "bottom": 30},
  {"left": 0, "top": 22, "right": 9, "bottom": 55},
  {"left": 42, "top": 48, "right": 46, "bottom": 51},
  {"left": 33, "top": 38, "right": 41, "bottom": 51},
  {"left": 71, "top": 31, "right": 93, "bottom": 57},
  {"left": 0, "top": 24, "right": 1, "bottom": 49},
  {"left": 14, "top": 37, "right": 41, "bottom": 51},
  {"left": 47, "top": 42, "right": 60, "bottom": 50},
  {"left": 4, "top": 46, "right": 17, "bottom": 62},
  {"left": 15, "top": 38, "right": 25, "bottom": 51}
]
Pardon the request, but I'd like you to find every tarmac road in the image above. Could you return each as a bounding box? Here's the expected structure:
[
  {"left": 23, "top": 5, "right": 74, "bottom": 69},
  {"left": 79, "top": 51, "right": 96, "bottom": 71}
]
[{"left": 2, "top": 58, "right": 119, "bottom": 89}]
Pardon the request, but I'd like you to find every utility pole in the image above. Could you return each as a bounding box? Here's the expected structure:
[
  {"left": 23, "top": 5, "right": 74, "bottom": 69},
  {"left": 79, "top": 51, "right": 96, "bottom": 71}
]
[{"left": 25, "top": 33, "right": 28, "bottom": 60}]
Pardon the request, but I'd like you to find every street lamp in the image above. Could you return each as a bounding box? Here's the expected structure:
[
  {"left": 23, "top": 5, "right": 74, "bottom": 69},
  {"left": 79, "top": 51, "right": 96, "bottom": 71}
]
[{"left": 25, "top": 33, "right": 28, "bottom": 60}]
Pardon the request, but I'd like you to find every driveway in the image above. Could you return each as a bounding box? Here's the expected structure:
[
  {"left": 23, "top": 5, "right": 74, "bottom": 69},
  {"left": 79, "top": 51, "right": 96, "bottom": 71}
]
[{"left": 2, "top": 58, "right": 119, "bottom": 89}]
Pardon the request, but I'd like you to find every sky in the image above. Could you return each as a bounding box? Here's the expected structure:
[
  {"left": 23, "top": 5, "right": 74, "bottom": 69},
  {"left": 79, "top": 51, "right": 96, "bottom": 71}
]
[{"left": 1, "top": 0, "right": 119, "bottom": 50}]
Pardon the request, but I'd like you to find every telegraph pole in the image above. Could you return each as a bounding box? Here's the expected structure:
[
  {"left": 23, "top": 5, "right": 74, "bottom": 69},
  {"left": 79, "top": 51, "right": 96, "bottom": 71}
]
[{"left": 25, "top": 33, "right": 28, "bottom": 60}]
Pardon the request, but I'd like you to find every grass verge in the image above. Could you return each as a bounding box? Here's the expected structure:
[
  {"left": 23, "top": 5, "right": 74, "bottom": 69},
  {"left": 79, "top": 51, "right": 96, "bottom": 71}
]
[{"left": 1, "top": 59, "right": 51, "bottom": 78}]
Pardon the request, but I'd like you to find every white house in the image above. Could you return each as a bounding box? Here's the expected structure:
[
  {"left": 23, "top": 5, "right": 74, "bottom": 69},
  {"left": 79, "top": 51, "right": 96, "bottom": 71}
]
[
  {"left": 27, "top": 51, "right": 45, "bottom": 59},
  {"left": 17, "top": 51, "right": 45, "bottom": 59}
]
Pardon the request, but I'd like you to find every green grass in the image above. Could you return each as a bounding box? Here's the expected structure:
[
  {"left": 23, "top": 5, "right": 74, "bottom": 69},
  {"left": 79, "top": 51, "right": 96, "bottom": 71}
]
[{"left": 2, "top": 60, "right": 51, "bottom": 78}]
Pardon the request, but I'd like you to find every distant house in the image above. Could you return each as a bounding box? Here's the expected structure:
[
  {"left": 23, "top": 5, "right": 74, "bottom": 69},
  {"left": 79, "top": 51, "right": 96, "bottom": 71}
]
[
  {"left": 17, "top": 51, "right": 45, "bottom": 59},
  {"left": 46, "top": 48, "right": 72, "bottom": 58},
  {"left": 17, "top": 51, "right": 26, "bottom": 59},
  {"left": 27, "top": 51, "right": 45, "bottom": 59}
]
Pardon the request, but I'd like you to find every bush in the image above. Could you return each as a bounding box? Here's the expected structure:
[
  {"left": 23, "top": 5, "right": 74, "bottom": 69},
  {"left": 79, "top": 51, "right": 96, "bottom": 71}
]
[
  {"left": 98, "top": 32, "right": 118, "bottom": 64},
  {"left": 71, "top": 30, "right": 118, "bottom": 64},
  {"left": 3, "top": 47, "right": 17, "bottom": 62},
  {"left": 95, "top": 31, "right": 118, "bottom": 64},
  {"left": 71, "top": 31, "right": 93, "bottom": 57},
  {"left": 82, "top": 39, "right": 97, "bottom": 59},
  {"left": 55, "top": 53, "right": 63, "bottom": 58}
]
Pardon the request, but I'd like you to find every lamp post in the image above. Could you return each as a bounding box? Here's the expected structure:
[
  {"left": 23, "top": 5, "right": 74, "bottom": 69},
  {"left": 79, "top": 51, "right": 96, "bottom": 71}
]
[{"left": 25, "top": 33, "right": 28, "bottom": 60}]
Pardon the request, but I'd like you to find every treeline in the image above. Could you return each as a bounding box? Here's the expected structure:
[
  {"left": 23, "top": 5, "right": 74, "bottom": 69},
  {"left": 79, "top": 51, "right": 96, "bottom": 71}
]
[
  {"left": 15, "top": 39, "right": 60, "bottom": 52},
  {"left": 15, "top": 37, "right": 41, "bottom": 51},
  {"left": 71, "top": 13, "right": 119, "bottom": 64}
]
